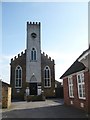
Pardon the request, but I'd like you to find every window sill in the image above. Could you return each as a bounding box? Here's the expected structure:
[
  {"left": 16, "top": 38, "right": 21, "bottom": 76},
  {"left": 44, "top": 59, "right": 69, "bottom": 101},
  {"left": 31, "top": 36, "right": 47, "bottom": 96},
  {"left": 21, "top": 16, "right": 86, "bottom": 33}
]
[
  {"left": 69, "top": 96, "right": 74, "bottom": 98},
  {"left": 30, "top": 60, "right": 37, "bottom": 62},
  {"left": 15, "top": 87, "right": 22, "bottom": 88},
  {"left": 79, "top": 97, "right": 86, "bottom": 100},
  {"left": 44, "top": 86, "right": 51, "bottom": 88}
]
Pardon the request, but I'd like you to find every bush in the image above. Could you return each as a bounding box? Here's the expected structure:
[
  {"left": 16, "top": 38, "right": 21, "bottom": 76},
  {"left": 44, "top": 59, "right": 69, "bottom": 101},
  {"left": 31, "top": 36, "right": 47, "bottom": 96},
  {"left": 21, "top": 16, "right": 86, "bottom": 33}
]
[{"left": 26, "top": 94, "right": 45, "bottom": 102}]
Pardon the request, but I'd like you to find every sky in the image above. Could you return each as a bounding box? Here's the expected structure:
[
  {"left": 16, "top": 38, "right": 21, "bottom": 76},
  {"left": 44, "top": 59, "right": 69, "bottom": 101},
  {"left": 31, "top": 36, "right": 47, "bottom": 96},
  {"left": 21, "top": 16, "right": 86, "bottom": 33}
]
[{"left": 1, "top": 2, "right": 88, "bottom": 84}]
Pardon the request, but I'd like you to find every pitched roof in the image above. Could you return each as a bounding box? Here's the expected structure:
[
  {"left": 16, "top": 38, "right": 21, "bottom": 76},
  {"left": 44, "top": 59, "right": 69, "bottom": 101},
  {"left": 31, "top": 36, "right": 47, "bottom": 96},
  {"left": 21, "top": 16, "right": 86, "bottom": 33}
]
[
  {"left": 2, "top": 81, "right": 11, "bottom": 87},
  {"left": 60, "top": 60, "right": 86, "bottom": 79},
  {"left": 60, "top": 48, "right": 90, "bottom": 79},
  {"left": 77, "top": 48, "right": 89, "bottom": 60}
]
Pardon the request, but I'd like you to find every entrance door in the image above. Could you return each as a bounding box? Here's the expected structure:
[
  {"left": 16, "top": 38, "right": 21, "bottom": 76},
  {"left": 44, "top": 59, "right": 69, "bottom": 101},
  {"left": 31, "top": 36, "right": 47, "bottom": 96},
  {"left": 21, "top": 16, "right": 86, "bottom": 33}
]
[{"left": 29, "top": 83, "right": 37, "bottom": 95}]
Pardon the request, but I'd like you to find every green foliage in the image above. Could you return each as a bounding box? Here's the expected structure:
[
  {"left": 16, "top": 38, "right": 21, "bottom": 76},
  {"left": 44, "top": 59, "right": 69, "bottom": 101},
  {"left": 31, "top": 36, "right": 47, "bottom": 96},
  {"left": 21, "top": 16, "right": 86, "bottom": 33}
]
[{"left": 26, "top": 94, "right": 45, "bottom": 102}]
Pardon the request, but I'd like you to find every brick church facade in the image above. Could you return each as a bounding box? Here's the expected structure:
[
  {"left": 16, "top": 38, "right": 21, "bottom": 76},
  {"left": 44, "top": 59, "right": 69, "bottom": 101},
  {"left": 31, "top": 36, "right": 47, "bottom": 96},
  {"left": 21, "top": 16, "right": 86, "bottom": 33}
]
[{"left": 10, "top": 22, "right": 55, "bottom": 100}]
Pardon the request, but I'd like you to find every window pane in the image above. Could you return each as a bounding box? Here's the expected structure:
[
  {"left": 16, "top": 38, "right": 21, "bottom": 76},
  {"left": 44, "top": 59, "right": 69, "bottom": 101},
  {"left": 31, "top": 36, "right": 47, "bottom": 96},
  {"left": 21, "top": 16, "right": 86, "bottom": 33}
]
[
  {"left": 82, "top": 84, "right": 85, "bottom": 97},
  {"left": 81, "top": 73, "right": 84, "bottom": 82},
  {"left": 48, "top": 79, "right": 50, "bottom": 86},
  {"left": 46, "top": 70, "right": 48, "bottom": 78},
  {"left": 44, "top": 66, "right": 51, "bottom": 87},
  {"left": 31, "top": 51, "right": 33, "bottom": 60},
  {"left": 34, "top": 51, "right": 36, "bottom": 60},
  {"left": 79, "top": 85, "right": 82, "bottom": 97},
  {"left": 16, "top": 79, "right": 18, "bottom": 87},
  {"left": 19, "top": 70, "right": 21, "bottom": 78},
  {"left": 80, "top": 93, "right": 82, "bottom": 97},
  {"left": 15, "top": 66, "right": 22, "bottom": 87},
  {"left": 47, "top": 70, "right": 49, "bottom": 78},
  {"left": 19, "top": 79, "right": 21, "bottom": 87},
  {"left": 45, "top": 79, "right": 47, "bottom": 86},
  {"left": 16, "top": 70, "right": 18, "bottom": 78},
  {"left": 32, "top": 48, "right": 35, "bottom": 50},
  {"left": 46, "top": 67, "right": 48, "bottom": 69},
  {"left": 68, "top": 77, "right": 73, "bottom": 97},
  {"left": 78, "top": 75, "right": 81, "bottom": 83},
  {"left": 45, "top": 70, "right": 47, "bottom": 78},
  {"left": 17, "top": 66, "right": 20, "bottom": 69}
]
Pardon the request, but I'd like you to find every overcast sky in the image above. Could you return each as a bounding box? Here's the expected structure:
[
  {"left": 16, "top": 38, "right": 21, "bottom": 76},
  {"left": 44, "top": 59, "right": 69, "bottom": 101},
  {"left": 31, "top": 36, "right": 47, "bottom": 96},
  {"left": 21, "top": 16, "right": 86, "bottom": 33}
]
[{"left": 1, "top": 2, "right": 88, "bottom": 83}]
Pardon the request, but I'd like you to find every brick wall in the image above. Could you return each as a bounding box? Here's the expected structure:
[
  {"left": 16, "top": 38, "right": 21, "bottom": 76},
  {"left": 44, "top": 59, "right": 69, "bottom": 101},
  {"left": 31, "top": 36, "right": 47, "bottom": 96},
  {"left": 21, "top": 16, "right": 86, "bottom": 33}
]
[
  {"left": 63, "top": 70, "right": 90, "bottom": 113},
  {"left": 10, "top": 51, "right": 27, "bottom": 100},
  {"left": 10, "top": 51, "right": 55, "bottom": 100},
  {"left": 41, "top": 53, "right": 55, "bottom": 97},
  {"left": 2, "top": 86, "right": 11, "bottom": 108}
]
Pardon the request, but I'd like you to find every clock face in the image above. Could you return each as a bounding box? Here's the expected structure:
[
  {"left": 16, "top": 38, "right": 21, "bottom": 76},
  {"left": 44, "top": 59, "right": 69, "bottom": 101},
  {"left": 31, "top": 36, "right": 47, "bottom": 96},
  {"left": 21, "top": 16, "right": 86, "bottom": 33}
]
[{"left": 31, "top": 33, "right": 37, "bottom": 38}]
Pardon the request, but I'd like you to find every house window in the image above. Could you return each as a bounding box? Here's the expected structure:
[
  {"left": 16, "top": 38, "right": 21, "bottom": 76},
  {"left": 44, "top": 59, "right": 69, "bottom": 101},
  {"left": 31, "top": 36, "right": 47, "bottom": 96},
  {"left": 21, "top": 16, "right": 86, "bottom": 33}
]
[
  {"left": 15, "top": 65, "right": 22, "bottom": 88},
  {"left": 44, "top": 66, "right": 51, "bottom": 88},
  {"left": 31, "top": 48, "right": 37, "bottom": 61},
  {"left": 77, "top": 73, "right": 86, "bottom": 99},
  {"left": 68, "top": 76, "right": 74, "bottom": 98}
]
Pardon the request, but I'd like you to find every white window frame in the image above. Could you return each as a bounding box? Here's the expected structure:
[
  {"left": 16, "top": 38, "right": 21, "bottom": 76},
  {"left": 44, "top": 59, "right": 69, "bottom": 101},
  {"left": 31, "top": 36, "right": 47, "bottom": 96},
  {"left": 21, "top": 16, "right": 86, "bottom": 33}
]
[
  {"left": 15, "top": 65, "right": 22, "bottom": 88},
  {"left": 68, "top": 76, "right": 74, "bottom": 98},
  {"left": 44, "top": 66, "right": 51, "bottom": 88},
  {"left": 77, "top": 72, "right": 86, "bottom": 99},
  {"left": 30, "top": 47, "right": 37, "bottom": 61}
]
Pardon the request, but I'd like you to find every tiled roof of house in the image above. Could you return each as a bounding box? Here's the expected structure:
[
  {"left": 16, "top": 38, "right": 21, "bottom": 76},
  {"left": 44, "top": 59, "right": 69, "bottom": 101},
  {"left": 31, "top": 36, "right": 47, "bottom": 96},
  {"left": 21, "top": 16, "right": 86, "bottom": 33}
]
[
  {"left": 60, "top": 48, "right": 90, "bottom": 79},
  {"left": 2, "top": 81, "right": 11, "bottom": 87},
  {"left": 77, "top": 48, "right": 89, "bottom": 60},
  {"left": 60, "top": 60, "right": 86, "bottom": 79}
]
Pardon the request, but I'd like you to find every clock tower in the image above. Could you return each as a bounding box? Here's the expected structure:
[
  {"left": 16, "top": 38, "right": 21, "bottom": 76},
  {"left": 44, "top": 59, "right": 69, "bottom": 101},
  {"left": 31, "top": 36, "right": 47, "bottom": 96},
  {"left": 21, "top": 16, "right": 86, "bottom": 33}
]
[{"left": 26, "top": 22, "right": 41, "bottom": 95}]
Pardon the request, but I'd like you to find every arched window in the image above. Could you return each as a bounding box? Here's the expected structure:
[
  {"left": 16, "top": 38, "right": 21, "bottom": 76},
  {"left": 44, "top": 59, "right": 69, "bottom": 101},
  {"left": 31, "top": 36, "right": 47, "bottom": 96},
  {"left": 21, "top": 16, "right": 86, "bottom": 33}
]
[
  {"left": 44, "top": 66, "right": 51, "bottom": 87},
  {"left": 31, "top": 48, "right": 37, "bottom": 61},
  {"left": 15, "top": 65, "right": 22, "bottom": 88}
]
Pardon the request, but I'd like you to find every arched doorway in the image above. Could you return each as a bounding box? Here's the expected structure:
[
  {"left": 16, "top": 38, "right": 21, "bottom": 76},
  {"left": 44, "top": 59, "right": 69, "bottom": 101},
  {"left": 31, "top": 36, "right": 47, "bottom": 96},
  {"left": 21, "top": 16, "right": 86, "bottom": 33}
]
[{"left": 29, "top": 75, "right": 37, "bottom": 95}]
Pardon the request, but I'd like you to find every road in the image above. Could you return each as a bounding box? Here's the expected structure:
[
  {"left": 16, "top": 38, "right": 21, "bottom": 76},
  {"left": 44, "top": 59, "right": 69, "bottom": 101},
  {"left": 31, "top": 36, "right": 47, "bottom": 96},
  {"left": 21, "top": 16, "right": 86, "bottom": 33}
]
[{"left": 2, "top": 98, "right": 89, "bottom": 118}]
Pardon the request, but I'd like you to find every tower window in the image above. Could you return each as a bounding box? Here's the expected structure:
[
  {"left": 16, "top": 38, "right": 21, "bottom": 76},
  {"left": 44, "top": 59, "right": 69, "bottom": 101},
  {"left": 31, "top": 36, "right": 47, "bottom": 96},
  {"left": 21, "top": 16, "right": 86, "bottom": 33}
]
[
  {"left": 31, "top": 48, "right": 37, "bottom": 61},
  {"left": 15, "top": 65, "right": 22, "bottom": 88},
  {"left": 44, "top": 66, "right": 51, "bottom": 88}
]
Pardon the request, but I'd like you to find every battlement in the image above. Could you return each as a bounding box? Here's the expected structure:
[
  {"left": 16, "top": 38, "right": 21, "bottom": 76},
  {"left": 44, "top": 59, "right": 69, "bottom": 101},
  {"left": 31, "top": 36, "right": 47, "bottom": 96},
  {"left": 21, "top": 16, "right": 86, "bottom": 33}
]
[
  {"left": 11, "top": 49, "right": 26, "bottom": 62},
  {"left": 27, "top": 21, "right": 40, "bottom": 25},
  {"left": 42, "top": 52, "right": 54, "bottom": 62}
]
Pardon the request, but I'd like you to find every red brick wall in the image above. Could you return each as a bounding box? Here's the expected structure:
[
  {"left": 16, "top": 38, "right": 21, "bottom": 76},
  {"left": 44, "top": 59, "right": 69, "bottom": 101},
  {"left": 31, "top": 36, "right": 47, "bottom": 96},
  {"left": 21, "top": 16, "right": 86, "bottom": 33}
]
[
  {"left": 63, "top": 70, "right": 90, "bottom": 113},
  {"left": 87, "top": 70, "right": 90, "bottom": 113}
]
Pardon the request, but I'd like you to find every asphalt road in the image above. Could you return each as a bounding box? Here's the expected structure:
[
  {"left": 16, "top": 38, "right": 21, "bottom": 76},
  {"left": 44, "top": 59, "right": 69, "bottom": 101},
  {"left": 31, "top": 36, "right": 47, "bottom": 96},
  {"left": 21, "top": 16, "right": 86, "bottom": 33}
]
[{"left": 2, "top": 98, "right": 89, "bottom": 118}]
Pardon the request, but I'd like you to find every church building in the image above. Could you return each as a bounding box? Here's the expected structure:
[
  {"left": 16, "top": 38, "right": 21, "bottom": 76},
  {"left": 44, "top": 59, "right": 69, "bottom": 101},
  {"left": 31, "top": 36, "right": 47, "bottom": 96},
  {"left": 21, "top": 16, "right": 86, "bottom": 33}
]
[{"left": 10, "top": 22, "right": 55, "bottom": 100}]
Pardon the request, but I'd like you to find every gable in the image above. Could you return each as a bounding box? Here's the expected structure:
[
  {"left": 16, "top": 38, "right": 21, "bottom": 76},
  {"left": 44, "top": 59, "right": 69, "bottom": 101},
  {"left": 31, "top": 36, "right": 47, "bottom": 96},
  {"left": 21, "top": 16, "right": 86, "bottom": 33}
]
[
  {"left": 60, "top": 48, "right": 90, "bottom": 79},
  {"left": 60, "top": 60, "right": 86, "bottom": 79}
]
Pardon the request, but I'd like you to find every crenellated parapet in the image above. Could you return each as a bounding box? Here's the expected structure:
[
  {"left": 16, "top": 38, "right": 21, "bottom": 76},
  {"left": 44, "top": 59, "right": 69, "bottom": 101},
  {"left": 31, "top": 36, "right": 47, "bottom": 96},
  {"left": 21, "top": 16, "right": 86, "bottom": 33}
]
[
  {"left": 42, "top": 52, "right": 55, "bottom": 62},
  {"left": 27, "top": 21, "right": 40, "bottom": 25},
  {"left": 11, "top": 49, "right": 26, "bottom": 62}
]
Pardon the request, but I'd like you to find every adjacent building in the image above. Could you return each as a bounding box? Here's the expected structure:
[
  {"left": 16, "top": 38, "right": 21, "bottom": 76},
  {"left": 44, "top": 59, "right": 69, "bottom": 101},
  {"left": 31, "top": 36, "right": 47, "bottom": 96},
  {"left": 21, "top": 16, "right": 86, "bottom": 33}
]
[
  {"left": 55, "top": 80, "right": 63, "bottom": 98},
  {"left": 10, "top": 22, "right": 55, "bottom": 100},
  {"left": 60, "top": 48, "right": 90, "bottom": 113},
  {"left": 2, "top": 81, "right": 11, "bottom": 108}
]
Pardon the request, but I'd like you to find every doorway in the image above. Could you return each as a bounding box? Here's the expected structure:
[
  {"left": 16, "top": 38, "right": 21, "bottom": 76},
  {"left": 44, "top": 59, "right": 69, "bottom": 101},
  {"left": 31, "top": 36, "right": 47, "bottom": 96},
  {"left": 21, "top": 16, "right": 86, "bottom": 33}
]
[{"left": 29, "top": 83, "right": 37, "bottom": 95}]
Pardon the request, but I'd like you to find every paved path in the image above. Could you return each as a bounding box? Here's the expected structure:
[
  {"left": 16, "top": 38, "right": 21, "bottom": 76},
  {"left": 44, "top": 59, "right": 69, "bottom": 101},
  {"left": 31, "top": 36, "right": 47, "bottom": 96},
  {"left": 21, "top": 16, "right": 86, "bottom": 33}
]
[
  {"left": 2, "top": 98, "right": 64, "bottom": 112},
  {"left": 2, "top": 98, "right": 89, "bottom": 118}
]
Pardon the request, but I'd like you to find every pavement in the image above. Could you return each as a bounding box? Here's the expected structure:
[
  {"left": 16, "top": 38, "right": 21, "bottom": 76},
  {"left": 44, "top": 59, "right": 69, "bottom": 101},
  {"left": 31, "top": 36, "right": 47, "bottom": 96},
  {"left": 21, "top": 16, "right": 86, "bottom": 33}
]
[{"left": 1, "top": 98, "right": 90, "bottom": 118}]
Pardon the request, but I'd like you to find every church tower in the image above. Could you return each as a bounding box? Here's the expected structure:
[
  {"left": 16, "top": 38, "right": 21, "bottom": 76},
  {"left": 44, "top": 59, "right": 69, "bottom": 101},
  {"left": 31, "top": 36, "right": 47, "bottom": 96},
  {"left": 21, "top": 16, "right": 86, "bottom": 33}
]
[
  {"left": 26, "top": 22, "right": 41, "bottom": 95},
  {"left": 10, "top": 21, "right": 55, "bottom": 100}
]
